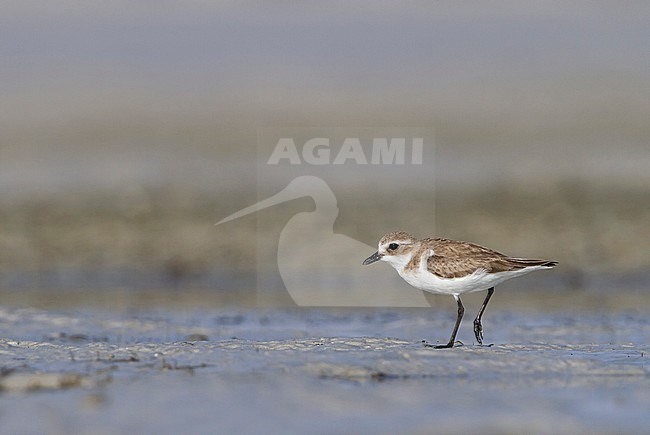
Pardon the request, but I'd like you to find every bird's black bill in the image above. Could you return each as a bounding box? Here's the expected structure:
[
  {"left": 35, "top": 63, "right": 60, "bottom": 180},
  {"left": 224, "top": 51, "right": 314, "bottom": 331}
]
[{"left": 362, "top": 251, "right": 383, "bottom": 265}]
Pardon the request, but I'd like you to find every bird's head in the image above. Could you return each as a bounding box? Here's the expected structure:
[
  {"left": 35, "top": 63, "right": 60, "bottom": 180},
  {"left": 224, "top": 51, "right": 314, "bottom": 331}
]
[{"left": 363, "top": 231, "right": 417, "bottom": 269}]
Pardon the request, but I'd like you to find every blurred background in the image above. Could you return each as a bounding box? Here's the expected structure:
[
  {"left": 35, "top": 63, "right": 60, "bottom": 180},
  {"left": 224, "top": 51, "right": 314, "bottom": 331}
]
[{"left": 1, "top": 2, "right": 648, "bottom": 310}]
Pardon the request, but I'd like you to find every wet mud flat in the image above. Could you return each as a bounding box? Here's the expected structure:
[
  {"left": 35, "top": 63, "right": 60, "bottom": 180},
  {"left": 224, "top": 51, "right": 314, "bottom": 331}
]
[{"left": 1, "top": 307, "right": 649, "bottom": 434}]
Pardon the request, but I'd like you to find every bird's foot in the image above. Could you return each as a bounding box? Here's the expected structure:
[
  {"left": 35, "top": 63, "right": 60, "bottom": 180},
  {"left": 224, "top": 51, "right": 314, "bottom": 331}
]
[{"left": 422, "top": 340, "right": 463, "bottom": 349}]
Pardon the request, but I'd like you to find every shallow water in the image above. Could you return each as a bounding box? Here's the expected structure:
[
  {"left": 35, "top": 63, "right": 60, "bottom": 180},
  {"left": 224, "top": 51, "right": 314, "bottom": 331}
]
[{"left": 1, "top": 306, "right": 649, "bottom": 434}]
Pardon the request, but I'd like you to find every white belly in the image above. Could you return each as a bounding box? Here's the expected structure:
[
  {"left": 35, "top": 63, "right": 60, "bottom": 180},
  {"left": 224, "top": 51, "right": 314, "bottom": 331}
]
[{"left": 397, "top": 266, "right": 545, "bottom": 297}]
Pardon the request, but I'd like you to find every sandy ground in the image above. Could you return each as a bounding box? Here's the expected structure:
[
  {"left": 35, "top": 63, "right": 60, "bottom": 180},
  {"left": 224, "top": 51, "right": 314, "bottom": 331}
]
[{"left": 1, "top": 306, "right": 648, "bottom": 434}]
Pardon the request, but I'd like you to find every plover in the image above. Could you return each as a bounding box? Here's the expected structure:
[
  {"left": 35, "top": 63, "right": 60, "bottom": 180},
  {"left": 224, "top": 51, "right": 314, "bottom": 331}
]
[{"left": 363, "top": 231, "right": 557, "bottom": 348}]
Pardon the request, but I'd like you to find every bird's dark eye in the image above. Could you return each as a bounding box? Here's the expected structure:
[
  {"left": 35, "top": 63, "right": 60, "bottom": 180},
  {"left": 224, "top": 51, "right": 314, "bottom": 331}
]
[{"left": 388, "top": 243, "right": 399, "bottom": 250}]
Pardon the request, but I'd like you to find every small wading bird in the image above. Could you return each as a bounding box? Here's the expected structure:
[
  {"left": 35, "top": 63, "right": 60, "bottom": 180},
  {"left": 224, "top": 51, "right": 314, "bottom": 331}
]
[{"left": 363, "top": 231, "right": 557, "bottom": 348}]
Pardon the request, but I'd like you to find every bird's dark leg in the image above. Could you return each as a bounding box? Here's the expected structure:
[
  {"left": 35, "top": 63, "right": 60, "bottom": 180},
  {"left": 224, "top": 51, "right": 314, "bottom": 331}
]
[
  {"left": 473, "top": 287, "right": 494, "bottom": 345},
  {"left": 427, "top": 296, "right": 464, "bottom": 349}
]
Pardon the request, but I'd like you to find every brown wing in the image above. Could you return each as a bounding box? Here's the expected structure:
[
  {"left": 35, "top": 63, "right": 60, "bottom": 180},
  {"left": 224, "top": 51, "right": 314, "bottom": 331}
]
[
  {"left": 426, "top": 254, "right": 505, "bottom": 278},
  {"left": 425, "top": 238, "right": 554, "bottom": 278}
]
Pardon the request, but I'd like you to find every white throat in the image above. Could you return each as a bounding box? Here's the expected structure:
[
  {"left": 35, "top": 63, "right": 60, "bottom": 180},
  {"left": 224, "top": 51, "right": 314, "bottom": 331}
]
[{"left": 381, "top": 251, "right": 413, "bottom": 271}]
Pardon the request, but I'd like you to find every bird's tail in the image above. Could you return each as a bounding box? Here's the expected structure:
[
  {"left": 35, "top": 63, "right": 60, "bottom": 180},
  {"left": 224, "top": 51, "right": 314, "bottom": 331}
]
[{"left": 506, "top": 258, "right": 558, "bottom": 268}]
